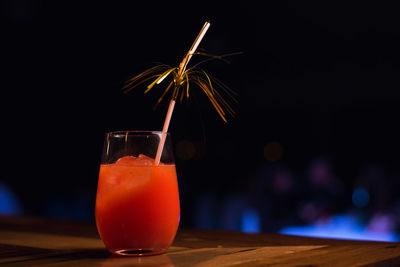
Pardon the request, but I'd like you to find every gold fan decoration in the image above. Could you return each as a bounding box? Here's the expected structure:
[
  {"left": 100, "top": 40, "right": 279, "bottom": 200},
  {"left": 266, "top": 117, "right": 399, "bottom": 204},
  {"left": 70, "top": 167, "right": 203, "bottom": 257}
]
[{"left": 122, "top": 23, "right": 238, "bottom": 123}]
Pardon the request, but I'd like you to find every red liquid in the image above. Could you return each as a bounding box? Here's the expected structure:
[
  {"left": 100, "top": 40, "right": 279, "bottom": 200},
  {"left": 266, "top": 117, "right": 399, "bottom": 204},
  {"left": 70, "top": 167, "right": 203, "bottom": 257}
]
[{"left": 95, "top": 156, "right": 180, "bottom": 255}]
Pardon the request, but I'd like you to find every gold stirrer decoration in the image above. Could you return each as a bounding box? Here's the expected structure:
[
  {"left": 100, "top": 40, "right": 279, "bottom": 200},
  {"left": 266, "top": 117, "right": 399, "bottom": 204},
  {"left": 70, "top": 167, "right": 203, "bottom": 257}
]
[
  {"left": 155, "top": 21, "right": 210, "bottom": 165},
  {"left": 122, "top": 21, "right": 237, "bottom": 164}
]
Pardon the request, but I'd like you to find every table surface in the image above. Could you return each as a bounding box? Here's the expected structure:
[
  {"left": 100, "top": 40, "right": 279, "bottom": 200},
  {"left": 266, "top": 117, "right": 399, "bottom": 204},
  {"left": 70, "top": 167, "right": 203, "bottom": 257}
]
[{"left": 0, "top": 216, "right": 399, "bottom": 266}]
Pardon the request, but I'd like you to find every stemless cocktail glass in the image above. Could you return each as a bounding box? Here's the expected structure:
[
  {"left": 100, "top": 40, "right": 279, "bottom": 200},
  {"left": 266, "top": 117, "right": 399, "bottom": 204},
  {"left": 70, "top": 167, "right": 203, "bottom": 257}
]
[{"left": 95, "top": 131, "right": 180, "bottom": 256}]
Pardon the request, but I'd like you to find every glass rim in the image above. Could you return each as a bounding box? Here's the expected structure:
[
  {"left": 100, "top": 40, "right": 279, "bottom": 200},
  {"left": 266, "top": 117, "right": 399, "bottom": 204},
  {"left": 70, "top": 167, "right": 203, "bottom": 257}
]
[{"left": 105, "top": 130, "right": 170, "bottom": 137}]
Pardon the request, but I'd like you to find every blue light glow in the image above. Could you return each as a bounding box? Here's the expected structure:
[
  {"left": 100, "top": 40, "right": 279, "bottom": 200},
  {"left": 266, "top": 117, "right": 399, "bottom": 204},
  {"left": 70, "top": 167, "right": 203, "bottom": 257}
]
[
  {"left": 279, "top": 214, "right": 399, "bottom": 242},
  {"left": 0, "top": 182, "right": 21, "bottom": 215},
  {"left": 352, "top": 188, "right": 370, "bottom": 208},
  {"left": 241, "top": 208, "right": 261, "bottom": 233}
]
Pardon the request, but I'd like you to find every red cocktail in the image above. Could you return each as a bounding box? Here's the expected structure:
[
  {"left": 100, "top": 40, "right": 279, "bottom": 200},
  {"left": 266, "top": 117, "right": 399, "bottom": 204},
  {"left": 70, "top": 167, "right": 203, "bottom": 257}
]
[{"left": 95, "top": 131, "right": 180, "bottom": 256}]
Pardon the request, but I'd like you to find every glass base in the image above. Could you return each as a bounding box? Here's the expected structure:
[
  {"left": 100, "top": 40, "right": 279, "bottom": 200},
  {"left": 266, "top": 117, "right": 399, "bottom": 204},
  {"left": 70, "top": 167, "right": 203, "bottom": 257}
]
[{"left": 110, "top": 248, "right": 167, "bottom": 256}]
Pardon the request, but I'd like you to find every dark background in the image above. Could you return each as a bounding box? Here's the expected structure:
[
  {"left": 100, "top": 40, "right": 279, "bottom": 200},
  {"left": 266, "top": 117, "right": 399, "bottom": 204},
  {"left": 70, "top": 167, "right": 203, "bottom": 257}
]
[{"left": 1, "top": 1, "right": 400, "bottom": 239}]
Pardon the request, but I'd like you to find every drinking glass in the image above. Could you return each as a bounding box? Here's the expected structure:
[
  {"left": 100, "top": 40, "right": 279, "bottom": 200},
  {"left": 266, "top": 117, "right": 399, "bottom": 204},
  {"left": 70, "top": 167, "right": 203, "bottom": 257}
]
[{"left": 95, "top": 131, "right": 180, "bottom": 256}]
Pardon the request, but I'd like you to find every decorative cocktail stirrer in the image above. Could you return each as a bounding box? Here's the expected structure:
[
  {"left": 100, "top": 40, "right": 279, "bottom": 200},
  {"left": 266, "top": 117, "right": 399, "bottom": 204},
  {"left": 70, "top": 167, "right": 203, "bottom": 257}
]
[
  {"left": 123, "top": 21, "right": 237, "bottom": 164},
  {"left": 155, "top": 21, "right": 210, "bottom": 164}
]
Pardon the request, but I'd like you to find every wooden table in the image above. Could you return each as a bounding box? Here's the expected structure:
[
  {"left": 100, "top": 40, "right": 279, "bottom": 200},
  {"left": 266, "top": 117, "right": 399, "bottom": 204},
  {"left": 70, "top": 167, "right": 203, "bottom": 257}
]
[{"left": 0, "top": 216, "right": 399, "bottom": 266}]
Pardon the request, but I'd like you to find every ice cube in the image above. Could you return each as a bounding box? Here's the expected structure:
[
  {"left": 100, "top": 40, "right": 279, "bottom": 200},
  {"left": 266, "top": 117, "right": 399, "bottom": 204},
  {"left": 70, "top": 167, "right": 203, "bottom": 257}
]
[
  {"left": 115, "top": 154, "right": 155, "bottom": 166},
  {"left": 135, "top": 154, "right": 156, "bottom": 165}
]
